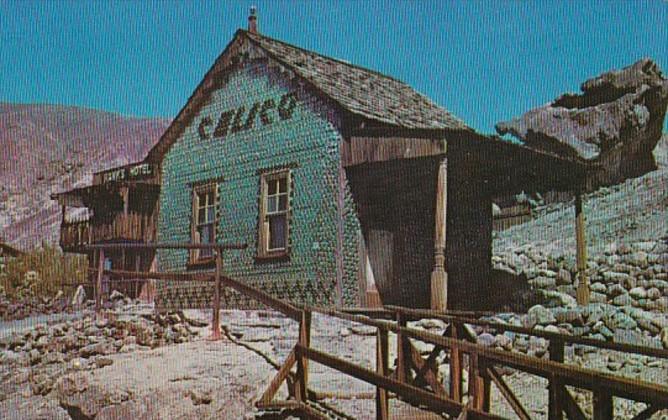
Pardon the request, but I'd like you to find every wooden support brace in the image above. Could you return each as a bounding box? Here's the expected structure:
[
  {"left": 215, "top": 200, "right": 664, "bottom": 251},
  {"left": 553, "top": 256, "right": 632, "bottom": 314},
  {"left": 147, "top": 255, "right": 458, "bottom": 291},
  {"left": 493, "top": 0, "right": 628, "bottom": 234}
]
[
  {"left": 260, "top": 348, "right": 297, "bottom": 405},
  {"left": 376, "top": 328, "right": 389, "bottom": 420},
  {"left": 630, "top": 404, "right": 660, "bottom": 420},
  {"left": 487, "top": 366, "right": 530, "bottom": 420},
  {"left": 450, "top": 323, "right": 463, "bottom": 403},
  {"left": 209, "top": 250, "right": 222, "bottom": 340},
  {"left": 408, "top": 342, "right": 447, "bottom": 397},
  {"left": 548, "top": 339, "right": 565, "bottom": 420}
]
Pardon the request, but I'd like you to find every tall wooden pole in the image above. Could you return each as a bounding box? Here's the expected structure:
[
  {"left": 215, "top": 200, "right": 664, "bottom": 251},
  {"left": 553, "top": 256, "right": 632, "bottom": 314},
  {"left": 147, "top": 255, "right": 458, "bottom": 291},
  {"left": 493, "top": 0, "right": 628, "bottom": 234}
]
[
  {"left": 210, "top": 248, "right": 222, "bottom": 340},
  {"left": 431, "top": 159, "right": 448, "bottom": 310},
  {"left": 95, "top": 248, "right": 104, "bottom": 316},
  {"left": 575, "top": 191, "right": 590, "bottom": 305}
]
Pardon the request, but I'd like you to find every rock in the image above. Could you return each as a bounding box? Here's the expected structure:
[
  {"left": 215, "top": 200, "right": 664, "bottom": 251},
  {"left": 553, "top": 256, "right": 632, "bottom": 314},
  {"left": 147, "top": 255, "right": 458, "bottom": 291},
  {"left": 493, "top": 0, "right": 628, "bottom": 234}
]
[
  {"left": 605, "top": 311, "right": 637, "bottom": 330},
  {"left": 527, "top": 305, "right": 556, "bottom": 327},
  {"left": 531, "top": 277, "right": 556, "bottom": 289},
  {"left": 495, "top": 58, "right": 668, "bottom": 187},
  {"left": 110, "top": 290, "right": 125, "bottom": 301},
  {"left": 626, "top": 251, "right": 649, "bottom": 268},
  {"left": 590, "top": 292, "right": 607, "bottom": 303},
  {"left": 647, "top": 287, "right": 662, "bottom": 300},
  {"left": 418, "top": 319, "right": 447, "bottom": 330},
  {"left": 629, "top": 287, "right": 648, "bottom": 299},
  {"left": 607, "top": 283, "right": 626, "bottom": 297},
  {"left": 79, "top": 342, "right": 114, "bottom": 358},
  {"left": 544, "top": 325, "right": 561, "bottom": 334},
  {"left": 553, "top": 308, "right": 584, "bottom": 326},
  {"left": 541, "top": 290, "right": 577, "bottom": 308},
  {"left": 95, "top": 357, "right": 114, "bottom": 368},
  {"left": 556, "top": 269, "right": 572, "bottom": 285},
  {"left": 351, "top": 325, "right": 376, "bottom": 336},
  {"left": 339, "top": 328, "right": 351, "bottom": 337},
  {"left": 187, "top": 388, "right": 213, "bottom": 405},
  {"left": 29, "top": 349, "right": 42, "bottom": 365},
  {"left": 494, "top": 334, "right": 513, "bottom": 351},
  {"left": 477, "top": 333, "right": 495, "bottom": 347},
  {"left": 661, "top": 328, "right": 668, "bottom": 349},
  {"left": 612, "top": 293, "right": 633, "bottom": 306},
  {"left": 71, "top": 286, "right": 87, "bottom": 307}
]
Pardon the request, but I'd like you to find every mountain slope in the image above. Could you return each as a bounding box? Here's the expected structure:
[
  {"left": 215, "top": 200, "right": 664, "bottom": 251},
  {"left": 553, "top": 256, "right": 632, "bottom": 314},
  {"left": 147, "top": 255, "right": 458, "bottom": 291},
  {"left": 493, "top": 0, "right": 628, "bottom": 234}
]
[{"left": 0, "top": 103, "right": 170, "bottom": 249}]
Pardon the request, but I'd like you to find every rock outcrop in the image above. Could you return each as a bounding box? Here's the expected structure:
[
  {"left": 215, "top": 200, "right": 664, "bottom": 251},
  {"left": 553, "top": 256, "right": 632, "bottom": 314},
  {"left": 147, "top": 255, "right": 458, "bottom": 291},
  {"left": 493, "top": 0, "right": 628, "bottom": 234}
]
[{"left": 496, "top": 58, "right": 668, "bottom": 188}]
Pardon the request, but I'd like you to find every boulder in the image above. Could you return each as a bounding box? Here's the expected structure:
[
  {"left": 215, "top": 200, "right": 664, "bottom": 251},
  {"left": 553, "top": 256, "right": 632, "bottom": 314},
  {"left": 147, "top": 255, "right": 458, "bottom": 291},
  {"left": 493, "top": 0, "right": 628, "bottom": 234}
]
[
  {"left": 496, "top": 58, "right": 668, "bottom": 188},
  {"left": 527, "top": 305, "right": 556, "bottom": 327},
  {"left": 71, "top": 286, "right": 87, "bottom": 307}
]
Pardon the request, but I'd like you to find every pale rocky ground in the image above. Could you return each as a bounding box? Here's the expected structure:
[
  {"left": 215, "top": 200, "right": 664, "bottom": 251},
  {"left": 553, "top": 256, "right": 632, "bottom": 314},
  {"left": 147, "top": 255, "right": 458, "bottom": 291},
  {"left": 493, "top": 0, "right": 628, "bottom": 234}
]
[{"left": 2, "top": 303, "right": 666, "bottom": 419}]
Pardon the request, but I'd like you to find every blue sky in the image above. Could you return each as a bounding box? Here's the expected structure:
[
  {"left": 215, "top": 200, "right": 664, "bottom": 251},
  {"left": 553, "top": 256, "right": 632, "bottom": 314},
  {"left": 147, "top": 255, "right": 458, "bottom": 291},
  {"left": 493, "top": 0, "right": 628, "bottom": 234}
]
[{"left": 1, "top": 1, "right": 666, "bottom": 134}]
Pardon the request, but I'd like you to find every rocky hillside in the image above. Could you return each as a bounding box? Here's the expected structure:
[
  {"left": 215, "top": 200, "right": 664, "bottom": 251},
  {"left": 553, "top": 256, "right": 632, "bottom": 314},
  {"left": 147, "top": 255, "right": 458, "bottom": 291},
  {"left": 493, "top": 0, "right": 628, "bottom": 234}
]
[
  {"left": 493, "top": 133, "right": 668, "bottom": 312},
  {"left": 0, "top": 103, "right": 170, "bottom": 250}
]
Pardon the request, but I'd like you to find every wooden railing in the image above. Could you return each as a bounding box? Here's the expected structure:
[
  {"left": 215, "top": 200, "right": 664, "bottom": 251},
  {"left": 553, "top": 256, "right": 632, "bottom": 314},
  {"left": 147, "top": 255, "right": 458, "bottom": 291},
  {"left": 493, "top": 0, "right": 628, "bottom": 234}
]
[
  {"left": 79, "top": 242, "right": 668, "bottom": 420},
  {"left": 60, "top": 217, "right": 91, "bottom": 250},
  {"left": 60, "top": 212, "right": 155, "bottom": 250}
]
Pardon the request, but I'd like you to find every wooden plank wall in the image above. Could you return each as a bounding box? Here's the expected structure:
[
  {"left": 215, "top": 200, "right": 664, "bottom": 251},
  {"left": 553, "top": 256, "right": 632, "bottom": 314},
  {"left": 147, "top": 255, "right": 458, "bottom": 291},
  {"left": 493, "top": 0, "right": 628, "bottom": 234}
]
[{"left": 342, "top": 136, "right": 445, "bottom": 167}]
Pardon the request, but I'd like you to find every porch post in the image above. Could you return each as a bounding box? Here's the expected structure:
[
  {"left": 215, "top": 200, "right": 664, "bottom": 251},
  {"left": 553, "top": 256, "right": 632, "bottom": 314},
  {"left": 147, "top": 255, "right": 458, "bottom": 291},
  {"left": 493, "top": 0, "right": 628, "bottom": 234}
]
[
  {"left": 575, "top": 190, "right": 590, "bottom": 305},
  {"left": 95, "top": 248, "right": 104, "bottom": 315},
  {"left": 431, "top": 159, "right": 448, "bottom": 310}
]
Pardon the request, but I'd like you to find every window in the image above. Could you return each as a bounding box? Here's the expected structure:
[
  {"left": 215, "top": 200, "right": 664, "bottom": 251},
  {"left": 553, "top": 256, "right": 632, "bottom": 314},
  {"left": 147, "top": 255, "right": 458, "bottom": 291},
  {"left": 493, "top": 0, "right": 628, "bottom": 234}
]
[
  {"left": 258, "top": 170, "right": 291, "bottom": 258},
  {"left": 191, "top": 183, "right": 217, "bottom": 262}
]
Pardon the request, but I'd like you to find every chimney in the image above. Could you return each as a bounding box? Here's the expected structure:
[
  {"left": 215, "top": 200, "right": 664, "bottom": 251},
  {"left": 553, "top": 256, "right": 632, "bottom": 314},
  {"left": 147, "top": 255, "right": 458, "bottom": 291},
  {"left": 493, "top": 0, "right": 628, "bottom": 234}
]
[{"left": 248, "top": 6, "right": 258, "bottom": 34}]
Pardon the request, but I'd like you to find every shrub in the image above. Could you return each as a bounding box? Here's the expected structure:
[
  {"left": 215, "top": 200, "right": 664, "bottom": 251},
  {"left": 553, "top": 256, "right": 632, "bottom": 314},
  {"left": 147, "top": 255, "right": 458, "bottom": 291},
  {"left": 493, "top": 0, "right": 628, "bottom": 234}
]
[{"left": 1, "top": 242, "right": 87, "bottom": 299}]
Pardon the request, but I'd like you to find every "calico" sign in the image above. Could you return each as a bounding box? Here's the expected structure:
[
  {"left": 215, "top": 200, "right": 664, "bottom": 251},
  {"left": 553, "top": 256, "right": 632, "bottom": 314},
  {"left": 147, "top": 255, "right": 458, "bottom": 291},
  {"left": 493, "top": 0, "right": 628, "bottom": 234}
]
[{"left": 197, "top": 92, "right": 298, "bottom": 140}]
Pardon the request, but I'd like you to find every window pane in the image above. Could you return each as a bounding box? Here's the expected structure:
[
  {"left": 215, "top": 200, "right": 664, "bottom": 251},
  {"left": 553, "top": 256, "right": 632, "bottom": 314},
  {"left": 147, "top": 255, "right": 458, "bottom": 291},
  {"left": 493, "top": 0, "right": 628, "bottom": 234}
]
[
  {"left": 267, "top": 196, "right": 277, "bottom": 213},
  {"left": 269, "top": 214, "right": 287, "bottom": 250},
  {"left": 198, "top": 208, "right": 205, "bottom": 223},
  {"left": 268, "top": 179, "right": 277, "bottom": 195},
  {"left": 278, "top": 177, "right": 287, "bottom": 193},
  {"left": 278, "top": 194, "right": 288, "bottom": 211},
  {"left": 207, "top": 207, "right": 215, "bottom": 223}
]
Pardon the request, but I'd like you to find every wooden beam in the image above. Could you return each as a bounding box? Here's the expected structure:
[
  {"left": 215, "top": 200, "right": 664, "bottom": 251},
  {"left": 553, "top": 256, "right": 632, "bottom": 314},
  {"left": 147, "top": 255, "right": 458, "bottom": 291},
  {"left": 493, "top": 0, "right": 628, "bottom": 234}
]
[
  {"left": 209, "top": 250, "right": 222, "bottom": 340},
  {"left": 396, "top": 312, "right": 409, "bottom": 383},
  {"left": 450, "top": 324, "right": 463, "bottom": 403},
  {"left": 376, "top": 329, "right": 389, "bottom": 420},
  {"left": 487, "top": 366, "right": 531, "bottom": 420},
  {"left": 409, "top": 342, "right": 447, "bottom": 397},
  {"left": 260, "top": 348, "right": 297, "bottom": 405},
  {"left": 575, "top": 191, "right": 590, "bottom": 305},
  {"left": 431, "top": 158, "right": 448, "bottom": 310},
  {"left": 295, "top": 310, "right": 312, "bottom": 402},
  {"left": 95, "top": 248, "right": 104, "bottom": 315},
  {"left": 630, "top": 404, "right": 660, "bottom": 420},
  {"left": 295, "top": 344, "right": 501, "bottom": 419}
]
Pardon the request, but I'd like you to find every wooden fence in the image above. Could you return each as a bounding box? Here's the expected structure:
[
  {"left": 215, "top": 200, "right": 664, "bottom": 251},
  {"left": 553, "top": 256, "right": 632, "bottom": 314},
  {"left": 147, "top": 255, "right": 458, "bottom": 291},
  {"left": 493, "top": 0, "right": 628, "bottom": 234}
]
[{"left": 83, "top": 243, "right": 668, "bottom": 420}]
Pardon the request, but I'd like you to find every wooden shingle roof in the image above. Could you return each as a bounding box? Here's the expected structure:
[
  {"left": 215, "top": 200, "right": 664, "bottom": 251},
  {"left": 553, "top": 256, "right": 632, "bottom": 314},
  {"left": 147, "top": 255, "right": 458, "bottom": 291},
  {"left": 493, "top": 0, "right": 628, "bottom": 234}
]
[
  {"left": 244, "top": 31, "right": 472, "bottom": 131},
  {"left": 146, "top": 29, "right": 473, "bottom": 163}
]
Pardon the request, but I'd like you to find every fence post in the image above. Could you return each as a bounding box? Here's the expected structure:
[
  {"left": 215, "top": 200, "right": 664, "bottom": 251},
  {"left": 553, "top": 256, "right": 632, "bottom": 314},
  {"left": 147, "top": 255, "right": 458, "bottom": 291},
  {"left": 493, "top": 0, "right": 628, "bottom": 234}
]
[
  {"left": 210, "top": 248, "right": 222, "bottom": 340},
  {"left": 593, "top": 390, "right": 612, "bottom": 420},
  {"left": 95, "top": 248, "right": 104, "bottom": 315},
  {"left": 450, "top": 322, "right": 463, "bottom": 403},
  {"left": 396, "top": 312, "right": 409, "bottom": 383},
  {"left": 548, "top": 339, "right": 564, "bottom": 420},
  {"left": 376, "top": 328, "right": 389, "bottom": 420},
  {"left": 295, "top": 309, "right": 312, "bottom": 402}
]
